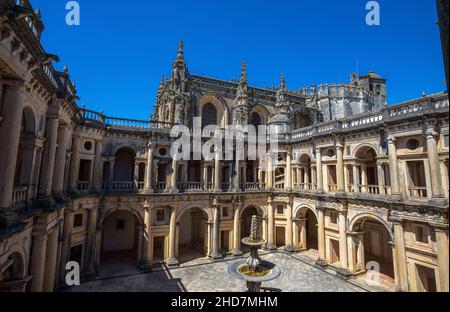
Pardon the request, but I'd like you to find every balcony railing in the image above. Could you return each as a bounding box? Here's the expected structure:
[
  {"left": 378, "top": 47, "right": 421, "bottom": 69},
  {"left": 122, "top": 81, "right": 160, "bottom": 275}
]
[
  {"left": 12, "top": 187, "right": 29, "bottom": 206},
  {"left": 408, "top": 186, "right": 428, "bottom": 198},
  {"left": 112, "top": 181, "right": 135, "bottom": 191},
  {"left": 77, "top": 182, "right": 91, "bottom": 192},
  {"left": 328, "top": 184, "right": 337, "bottom": 192},
  {"left": 245, "top": 182, "right": 260, "bottom": 190},
  {"left": 155, "top": 182, "right": 167, "bottom": 192}
]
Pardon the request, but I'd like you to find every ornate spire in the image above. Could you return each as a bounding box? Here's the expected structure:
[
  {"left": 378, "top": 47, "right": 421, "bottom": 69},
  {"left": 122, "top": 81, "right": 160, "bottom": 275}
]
[
  {"left": 276, "top": 73, "right": 289, "bottom": 109},
  {"left": 176, "top": 40, "right": 184, "bottom": 62},
  {"left": 235, "top": 61, "right": 249, "bottom": 100},
  {"left": 240, "top": 61, "right": 247, "bottom": 85}
]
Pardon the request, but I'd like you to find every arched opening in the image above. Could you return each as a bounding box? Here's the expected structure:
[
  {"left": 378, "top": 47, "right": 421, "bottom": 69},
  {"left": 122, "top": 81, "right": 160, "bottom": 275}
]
[
  {"left": 292, "top": 112, "right": 310, "bottom": 129},
  {"left": 354, "top": 146, "right": 380, "bottom": 194},
  {"left": 100, "top": 210, "right": 140, "bottom": 276},
  {"left": 296, "top": 154, "right": 313, "bottom": 190},
  {"left": 12, "top": 107, "right": 36, "bottom": 206},
  {"left": 0, "top": 252, "right": 26, "bottom": 292},
  {"left": 177, "top": 208, "right": 209, "bottom": 264},
  {"left": 353, "top": 217, "right": 395, "bottom": 287},
  {"left": 113, "top": 147, "right": 136, "bottom": 191},
  {"left": 240, "top": 206, "right": 263, "bottom": 252},
  {"left": 295, "top": 207, "right": 319, "bottom": 258},
  {"left": 201, "top": 103, "right": 218, "bottom": 128}
]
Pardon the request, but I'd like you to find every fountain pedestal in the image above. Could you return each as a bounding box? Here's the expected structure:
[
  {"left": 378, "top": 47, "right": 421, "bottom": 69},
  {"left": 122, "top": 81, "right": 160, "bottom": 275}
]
[{"left": 228, "top": 215, "right": 281, "bottom": 293}]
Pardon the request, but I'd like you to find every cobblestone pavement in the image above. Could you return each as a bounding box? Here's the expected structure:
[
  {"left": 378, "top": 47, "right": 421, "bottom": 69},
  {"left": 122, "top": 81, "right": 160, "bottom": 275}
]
[{"left": 63, "top": 252, "right": 366, "bottom": 292}]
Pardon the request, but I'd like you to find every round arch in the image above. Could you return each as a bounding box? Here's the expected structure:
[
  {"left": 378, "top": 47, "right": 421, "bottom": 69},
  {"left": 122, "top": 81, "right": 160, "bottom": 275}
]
[
  {"left": 100, "top": 207, "right": 144, "bottom": 228},
  {"left": 352, "top": 143, "right": 379, "bottom": 159},
  {"left": 293, "top": 204, "right": 318, "bottom": 220},
  {"left": 249, "top": 105, "right": 270, "bottom": 125},
  {"left": 21, "top": 106, "right": 37, "bottom": 135},
  {"left": 348, "top": 213, "right": 393, "bottom": 241},
  {"left": 113, "top": 145, "right": 137, "bottom": 157},
  {"left": 240, "top": 204, "right": 265, "bottom": 219},
  {"left": 198, "top": 93, "right": 229, "bottom": 127},
  {"left": 176, "top": 205, "right": 211, "bottom": 223}
]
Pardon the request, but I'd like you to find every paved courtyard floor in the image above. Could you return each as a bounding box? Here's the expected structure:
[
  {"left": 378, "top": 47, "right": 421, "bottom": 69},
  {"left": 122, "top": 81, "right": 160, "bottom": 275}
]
[{"left": 64, "top": 252, "right": 369, "bottom": 292}]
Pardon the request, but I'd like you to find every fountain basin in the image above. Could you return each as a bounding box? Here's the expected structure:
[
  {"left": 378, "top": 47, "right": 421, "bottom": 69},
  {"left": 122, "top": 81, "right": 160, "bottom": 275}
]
[{"left": 228, "top": 260, "right": 281, "bottom": 284}]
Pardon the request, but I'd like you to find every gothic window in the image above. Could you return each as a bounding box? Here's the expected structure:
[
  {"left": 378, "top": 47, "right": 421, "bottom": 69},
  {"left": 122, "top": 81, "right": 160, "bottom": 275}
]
[
  {"left": 202, "top": 103, "right": 217, "bottom": 128},
  {"left": 250, "top": 112, "right": 262, "bottom": 129}
]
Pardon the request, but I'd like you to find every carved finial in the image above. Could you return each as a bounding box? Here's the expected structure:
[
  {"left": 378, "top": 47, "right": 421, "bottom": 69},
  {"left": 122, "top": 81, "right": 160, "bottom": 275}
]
[
  {"left": 176, "top": 40, "right": 184, "bottom": 61},
  {"left": 422, "top": 91, "right": 427, "bottom": 97},
  {"left": 63, "top": 64, "right": 68, "bottom": 73},
  {"left": 240, "top": 61, "right": 247, "bottom": 84},
  {"left": 280, "top": 73, "right": 286, "bottom": 90},
  {"left": 250, "top": 215, "right": 260, "bottom": 241},
  {"left": 34, "top": 8, "right": 41, "bottom": 19}
]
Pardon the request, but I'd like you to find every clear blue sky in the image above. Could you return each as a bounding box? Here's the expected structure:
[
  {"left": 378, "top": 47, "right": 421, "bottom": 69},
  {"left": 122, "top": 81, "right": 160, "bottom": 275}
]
[{"left": 33, "top": 0, "right": 446, "bottom": 120}]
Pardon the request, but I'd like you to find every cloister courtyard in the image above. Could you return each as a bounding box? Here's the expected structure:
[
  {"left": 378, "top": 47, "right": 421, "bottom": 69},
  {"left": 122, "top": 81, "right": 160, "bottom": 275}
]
[{"left": 61, "top": 251, "right": 394, "bottom": 293}]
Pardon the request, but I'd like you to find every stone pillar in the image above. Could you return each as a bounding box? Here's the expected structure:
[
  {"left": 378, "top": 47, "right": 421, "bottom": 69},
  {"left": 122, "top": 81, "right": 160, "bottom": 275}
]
[
  {"left": 361, "top": 165, "right": 368, "bottom": 193},
  {"left": 285, "top": 150, "right": 292, "bottom": 190},
  {"left": 316, "top": 208, "right": 327, "bottom": 265},
  {"left": 59, "top": 208, "right": 74, "bottom": 282},
  {"left": 265, "top": 197, "right": 276, "bottom": 250},
  {"left": 352, "top": 165, "right": 360, "bottom": 193},
  {"left": 435, "top": 228, "right": 449, "bottom": 292},
  {"left": 266, "top": 153, "right": 274, "bottom": 190},
  {"left": 92, "top": 141, "right": 103, "bottom": 192},
  {"left": 0, "top": 84, "right": 24, "bottom": 209},
  {"left": 232, "top": 203, "right": 243, "bottom": 256},
  {"left": 167, "top": 207, "right": 179, "bottom": 266},
  {"left": 144, "top": 145, "right": 154, "bottom": 193},
  {"left": 30, "top": 233, "right": 48, "bottom": 292},
  {"left": 168, "top": 153, "right": 179, "bottom": 193},
  {"left": 211, "top": 204, "right": 222, "bottom": 260},
  {"left": 336, "top": 144, "right": 345, "bottom": 193},
  {"left": 68, "top": 136, "right": 81, "bottom": 191},
  {"left": 203, "top": 164, "right": 209, "bottom": 189},
  {"left": 426, "top": 129, "right": 445, "bottom": 201},
  {"left": 293, "top": 220, "right": 300, "bottom": 249},
  {"left": 43, "top": 227, "right": 59, "bottom": 292},
  {"left": 108, "top": 160, "right": 115, "bottom": 191},
  {"left": 38, "top": 114, "right": 59, "bottom": 204},
  {"left": 143, "top": 207, "right": 153, "bottom": 265},
  {"left": 316, "top": 148, "right": 323, "bottom": 191},
  {"left": 285, "top": 199, "right": 294, "bottom": 251},
  {"left": 233, "top": 157, "right": 241, "bottom": 192},
  {"left": 338, "top": 212, "right": 349, "bottom": 270},
  {"left": 377, "top": 162, "right": 385, "bottom": 194},
  {"left": 52, "top": 125, "right": 69, "bottom": 198},
  {"left": 214, "top": 151, "right": 221, "bottom": 192},
  {"left": 388, "top": 137, "right": 401, "bottom": 198},
  {"left": 94, "top": 227, "right": 102, "bottom": 270},
  {"left": 393, "top": 221, "right": 409, "bottom": 291},
  {"left": 86, "top": 207, "right": 98, "bottom": 275}
]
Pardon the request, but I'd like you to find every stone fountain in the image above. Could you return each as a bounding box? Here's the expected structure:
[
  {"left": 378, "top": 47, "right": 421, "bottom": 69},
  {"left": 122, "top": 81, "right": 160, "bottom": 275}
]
[{"left": 228, "top": 215, "right": 281, "bottom": 292}]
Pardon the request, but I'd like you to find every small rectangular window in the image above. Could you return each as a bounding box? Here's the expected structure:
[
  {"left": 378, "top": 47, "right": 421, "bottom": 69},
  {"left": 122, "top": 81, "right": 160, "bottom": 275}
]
[
  {"left": 276, "top": 205, "right": 284, "bottom": 215},
  {"left": 73, "top": 214, "right": 83, "bottom": 228},
  {"left": 444, "top": 134, "right": 449, "bottom": 148},
  {"left": 222, "top": 207, "right": 230, "bottom": 218},
  {"left": 156, "top": 209, "right": 165, "bottom": 222},
  {"left": 346, "top": 147, "right": 351, "bottom": 156},
  {"left": 330, "top": 211, "right": 338, "bottom": 224},
  {"left": 415, "top": 225, "right": 429, "bottom": 244}
]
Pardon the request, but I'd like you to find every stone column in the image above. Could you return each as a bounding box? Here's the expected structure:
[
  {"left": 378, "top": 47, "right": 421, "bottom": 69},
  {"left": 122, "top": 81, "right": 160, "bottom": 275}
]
[
  {"left": 108, "top": 159, "right": 115, "bottom": 191},
  {"left": 232, "top": 203, "right": 243, "bottom": 256},
  {"left": 68, "top": 136, "right": 81, "bottom": 191},
  {"left": 211, "top": 203, "right": 222, "bottom": 260},
  {"left": 30, "top": 233, "right": 48, "bottom": 292},
  {"left": 203, "top": 164, "right": 209, "bottom": 189},
  {"left": 167, "top": 207, "right": 179, "bottom": 266},
  {"left": 426, "top": 129, "right": 445, "bottom": 201},
  {"left": 43, "top": 227, "right": 59, "bottom": 292},
  {"left": 265, "top": 197, "right": 276, "bottom": 250},
  {"left": 143, "top": 207, "right": 153, "bottom": 265},
  {"left": 86, "top": 207, "right": 98, "bottom": 275},
  {"left": 298, "top": 219, "right": 307, "bottom": 250},
  {"left": 285, "top": 198, "right": 294, "bottom": 251},
  {"left": 361, "top": 165, "right": 368, "bottom": 193},
  {"left": 352, "top": 165, "right": 360, "bottom": 193},
  {"left": 168, "top": 153, "right": 179, "bottom": 193},
  {"left": 285, "top": 150, "right": 292, "bottom": 190},
  {"left": 336, "top": 144, "right": 345, "bottom": 193},
  {"left": 316, "top": 208, "right": 327, "bottom": 266},
  {"left": 338, "top": 212, "right": 349, "bottom": 271},
  {"left": 59, "top": 207, "right": 74, "bottom": 282},
  {"left": 316, "top": 148, "right": 324, "bottom": 191},
  {"left": 92, "top": 141, "right": 103, "bottom": 192},
  {"left": 266, "top": 153, "right": 274, "bottom": 190},
  {"left": 233, "top": 157, "right": 241, "bottom": 192},
  {"left": 52, "top": 125, "right": 69, "bottom": 198},
  {"left": 393, "top": 221, "right": 409, "bottom": 291},
  {"left": 0, "top": 84, "right": 24, "bottom": 209},
  {"left": 38, "top": 114, "right": 59, "bottom": 205},
  {"left": 435, "top": 227, "right": 449, "bottom": 292},
  {"left": 214, "top": 151, "right": 221, "bottom": 192},
  {"left": 388, "top": 137, "right": 401, "bottom": 199},
  {"left": 293, "top": 220, "right": 300, "bottom": 250},
  {"left": 144, "top": 145, "right": 154, "bottom": 193}
]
